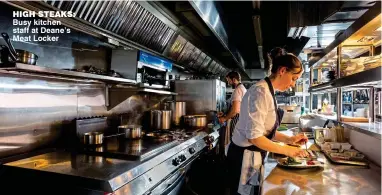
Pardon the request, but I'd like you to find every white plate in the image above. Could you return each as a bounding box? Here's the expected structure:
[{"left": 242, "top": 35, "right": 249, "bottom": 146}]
[{"left": 277, "top": 158, "right": 324, "bottom": 169}]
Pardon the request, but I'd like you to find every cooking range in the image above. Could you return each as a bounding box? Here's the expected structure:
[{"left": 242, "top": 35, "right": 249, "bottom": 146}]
[
  {"left": 2, "top": 117, "right": 220, "bottom": 195},
  {"left": 78, "top": 129, "right": 196, "bottom": 162}
]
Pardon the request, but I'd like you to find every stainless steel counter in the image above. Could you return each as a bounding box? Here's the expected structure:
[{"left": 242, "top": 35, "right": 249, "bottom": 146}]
[
  {"left": 1, "top": 128, "right": 220, "bottom": 194},
  {"left": 261, "top": 130, "right": 381, "bottom": 195}
]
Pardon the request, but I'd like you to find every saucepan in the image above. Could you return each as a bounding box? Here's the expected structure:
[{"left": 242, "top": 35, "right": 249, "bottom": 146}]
[
  {"left": 183, "top": 115, "right": 207, "bottom": 128},
  {"left": 82, "top": 131, "right": 124, "bottom": 145},
  {"left": 118, "top": 125, "right": 143, "bottom": 139},
  {"left": 1, "top": 32, "right": 38, "bottom": 65}
]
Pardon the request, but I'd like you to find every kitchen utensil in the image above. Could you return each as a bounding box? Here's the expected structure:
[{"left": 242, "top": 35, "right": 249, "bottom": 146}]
[
  {"left": 303, "top": 133, "right": 308, "bottom": 150},
  {"left": 118, "top": 125, "right": 143, "bottom": 139},
  {"left": 1, "top": 33, "right": 17, "bottom": 61},
  {"left": 1, "top": 32, "right": 38, "bottom": 65},
  {"left": 150, "top": 110, "right": 172, "bottom": 130},
  {"left": 163, "top": 101, "right": 186, "bottom": 126},
  {"left": 81, "top": 131, "right": 125, "bottom": 145},
  {"left": 82, "top": 131, "right": 104, "bottom": 145},
  {"left": 0, "top": 45, "right": 13, "bottom": 63},
  {"left": 183, "top": 115, "right": 207, "bottom": 128}
]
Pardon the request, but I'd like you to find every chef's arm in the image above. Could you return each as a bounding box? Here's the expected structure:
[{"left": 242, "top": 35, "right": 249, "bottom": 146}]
[
  {"left": 223, "top": 100, "right": 240, "bottom": 120},
  {"left": 273, "top": 131, "right": 292, "bottom": 144},
  {"left": 248, "top": 136, "right": 289, "bottom": 155}
]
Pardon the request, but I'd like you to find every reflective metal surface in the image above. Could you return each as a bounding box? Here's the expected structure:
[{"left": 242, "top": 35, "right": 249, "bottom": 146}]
[
  {"left": 0, "top": 72, "right": 164, "bottom": 158},
  {"left": 150, "top": 110, "right": 172, "bottom": 130},
  {"left": 263, "top": 151, "right": 381, "bottom": 195},
  {"left": 164, "top": 101, "right": 187, "bottom": 126},
  {"left": 0, "top": 73, "right": 78, "bottom": 158},
  {"left": 1, "top": 63, "right": 137, "bottom": 84},
  {"left": 262, "top": 131, "right": 381, "bottom": 195},
  {"left": 4, "top": 131, "right": 209, "bottom": 193},
  {"left": 175, "top": 79, "right": 227, "bottom": 114}
]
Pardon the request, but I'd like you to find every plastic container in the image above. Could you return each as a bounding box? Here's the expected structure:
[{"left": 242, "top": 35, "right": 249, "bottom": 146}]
[{"left": 340, "top": 143, "right": 352, "bottom": 150}]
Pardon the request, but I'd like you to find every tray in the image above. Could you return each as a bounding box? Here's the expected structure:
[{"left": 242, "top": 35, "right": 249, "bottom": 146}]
[
  {"left": 277, "top": 157, "right": 324, "bottom": 169},
  {"left": 322, "top": 150, "right": 369, "bottom": 167}
]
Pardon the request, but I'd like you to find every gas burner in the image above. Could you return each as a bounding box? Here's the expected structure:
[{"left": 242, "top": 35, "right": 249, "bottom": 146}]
[{"left": 145, "top": 131, "right": 172, "bottom": 140}]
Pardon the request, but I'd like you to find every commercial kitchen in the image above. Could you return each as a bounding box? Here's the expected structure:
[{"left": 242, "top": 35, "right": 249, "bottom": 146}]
[{"left": 0, "top": 1, "right": 381, "bottom": 195}]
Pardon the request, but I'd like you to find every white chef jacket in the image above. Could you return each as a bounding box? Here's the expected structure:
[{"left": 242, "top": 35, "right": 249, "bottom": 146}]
[{"left": 231, "top": 79, "right": 277, "bottom": 147}]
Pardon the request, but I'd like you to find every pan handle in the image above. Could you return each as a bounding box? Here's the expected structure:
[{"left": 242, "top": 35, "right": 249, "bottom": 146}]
[
  {"left": 0, "top": 45, "right": 16, "bottom": 62},
  {"left": 1, "top": 33, "right": 17, "bottom": 61},
  {"left": 103, "top": 132, "right": 125, "bottom": 139},
  {"left": 0, "top": 45, "right": 17, "bottom": 62}
]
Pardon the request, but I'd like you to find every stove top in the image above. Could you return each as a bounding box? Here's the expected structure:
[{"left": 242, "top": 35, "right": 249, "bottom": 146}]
[{"left": 76, "top": 129, "right": 201, "bottom": 161}]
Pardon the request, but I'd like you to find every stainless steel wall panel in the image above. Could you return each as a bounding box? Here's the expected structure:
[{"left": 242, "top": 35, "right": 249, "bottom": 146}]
[
  {"left": 0, "top": 74, "right": 79, "bottom": 158},
  {"left": 174, "top": 80, "right": 226, "bottom": 114},
  {"left": 0, "top": 72, "right": 168, "bottom": 158}
]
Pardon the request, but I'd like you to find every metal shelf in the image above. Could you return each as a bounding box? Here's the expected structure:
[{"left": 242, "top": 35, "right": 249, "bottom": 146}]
[
  {"left": 136, "top": 88, "right": 177, "bottom": 95},
  {"left": 1, "top": 63, "right": 137, "bottom": 84},
  {"left": 332, "top": 66, "right": 381, "bottom": 88},
  {"left": 308, "top": 81, "right": 335, "bottom": 92},
  {"left": 309, "top": 2, "right": 381, "bottom": 67},
  {"left": 309, "top": 66, "right": 381, "bottom": 93}
]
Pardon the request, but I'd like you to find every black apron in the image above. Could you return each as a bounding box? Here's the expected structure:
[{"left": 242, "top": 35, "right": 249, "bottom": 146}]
[
  {"left": 226, "top": 77, "right": 284, "bottom": 195},
  {"left": 229, "top": 83, "right": 243, "bottom": 139}
]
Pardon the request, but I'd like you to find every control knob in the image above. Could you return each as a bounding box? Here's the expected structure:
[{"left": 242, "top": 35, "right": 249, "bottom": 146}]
[
  {"left": 189, "top": 147, "right": 196, "bottom": 154},
  {"left": 172, "top": 157, "right": 181, "bottom": 166},
  {"left": 179, "top": 154, "right": 187, "bottom": 162},
  {"left": 205, "top": 135, "right": 215, "bottom": 144},
  {"left": 205, "top": 135, "right": 216, "bottom": 150}
]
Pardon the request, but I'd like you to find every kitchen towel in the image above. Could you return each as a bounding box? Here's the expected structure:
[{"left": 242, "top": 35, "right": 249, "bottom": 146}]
[{"left": 238, "top": 150, "right": 262, "bottom": 195}]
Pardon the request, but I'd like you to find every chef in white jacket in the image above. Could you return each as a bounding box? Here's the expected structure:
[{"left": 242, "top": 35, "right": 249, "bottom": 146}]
[
  {"left": 226, "top": 48, "right": 309, "bottom": 195},
  {"left": 219, "top": 71, "right": 247, "bottom": 141}
]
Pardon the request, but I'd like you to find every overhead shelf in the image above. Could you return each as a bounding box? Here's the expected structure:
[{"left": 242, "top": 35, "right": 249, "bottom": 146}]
[
  {"left": 128, "top": 88, "right": 177, "bottom": 96},
  {"left": 309, "top": 66, "right": 381, "bottom": 93},
  {"left": 108, "top": 86, "right": 177, "bottom": 109},
  {"left": 0, "top": 63, "right": 137, "bottom": 84},
  {"left": 309, "top": 81, "right": 335, "bottom": 92},
  {"left": 309, "top": 2, "right": 381, "bottom": 67}
]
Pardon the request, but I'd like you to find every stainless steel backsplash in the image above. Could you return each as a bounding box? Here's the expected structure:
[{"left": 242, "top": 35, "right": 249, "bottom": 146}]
[{"left": 0, "top": 73, "right": 164, "bottom": 159}]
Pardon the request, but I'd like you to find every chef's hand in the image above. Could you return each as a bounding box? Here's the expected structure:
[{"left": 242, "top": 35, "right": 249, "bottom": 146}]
[
  {"left": 289, "top": 134, "right": 308, "bottom": 145},
  {"left": 285, "top": 147, "right": 309, "bottom": 158},
  {"left": 217, "top": 112, "right": 224, "bottom": 117},
  {"left": 218, "top": 116, "right": 226, "bottom": 124}
]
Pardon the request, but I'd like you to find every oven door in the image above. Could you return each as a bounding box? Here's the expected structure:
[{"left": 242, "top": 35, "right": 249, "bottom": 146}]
[{"left": 147, "top": 157, "right": 194, "bottom": 195}]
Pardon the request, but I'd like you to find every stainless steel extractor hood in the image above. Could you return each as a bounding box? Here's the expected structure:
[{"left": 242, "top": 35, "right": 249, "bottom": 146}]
[
  {"left": 44, "top": 0, "right": 176, "bottom": 53},
  {"left": 5, "top": 1, "right": 229, "bottom": 76}
]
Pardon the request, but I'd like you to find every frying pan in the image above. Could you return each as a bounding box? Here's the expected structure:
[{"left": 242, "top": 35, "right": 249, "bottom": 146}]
[{"left": 1, "top": 32, "right": 38, "bottom": 65}]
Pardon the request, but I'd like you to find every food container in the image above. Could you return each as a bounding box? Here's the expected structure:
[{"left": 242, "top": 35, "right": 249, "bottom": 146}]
[
  {"left": 163, "top": 101, "right": 186, "bottom": 126},
  {"left": 82, "top": 131, "right": 104, "bottom": 145},
  {"left": 118, "top": 125, "right": 143, "bottom": 139},
  {"left": 183, "top": 115, "right": 207, "bottom": 128},
  {"left": 150, "top": 110, "right": 172, "bottom": 130},
  {"left": 340, "top": 143, "right": 352, "bottom": 150}
]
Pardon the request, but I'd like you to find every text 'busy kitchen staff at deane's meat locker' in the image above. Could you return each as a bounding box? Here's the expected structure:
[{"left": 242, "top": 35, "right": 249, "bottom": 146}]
[{"left": 226, "top": 47, "right": 309, "bottom": 195}]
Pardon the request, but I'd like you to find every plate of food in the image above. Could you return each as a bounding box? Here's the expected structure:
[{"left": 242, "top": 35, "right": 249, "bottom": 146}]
[{"left": 277, "top": 157, "right": 324, "bottom": 169}]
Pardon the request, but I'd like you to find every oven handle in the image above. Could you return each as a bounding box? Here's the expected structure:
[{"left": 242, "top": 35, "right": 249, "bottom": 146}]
[{"left": 160, "top": 169, "right": 186, "bottom": 195}]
